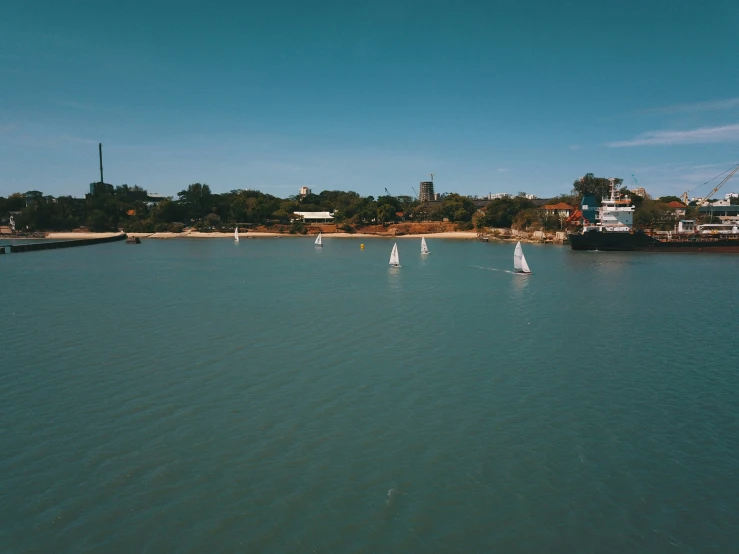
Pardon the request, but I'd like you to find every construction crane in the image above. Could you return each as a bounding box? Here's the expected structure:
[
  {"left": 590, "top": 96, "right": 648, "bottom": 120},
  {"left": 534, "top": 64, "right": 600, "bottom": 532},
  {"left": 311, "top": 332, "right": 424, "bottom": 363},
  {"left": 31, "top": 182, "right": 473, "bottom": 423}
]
[
  {"left": 696, "top": 162, "right": 739, "bottom": 207},
  {"left": 630, "top": 173, "right": 649, "bottom": 198},
  {"left": 384, "top": 188, "right": 391, "bottom": 196},
  {"left": 411, "top": 187, "right": 419, "bottom": 200},
  {"left": 679, "top": 163, "right": 739, "bottom": 206}
]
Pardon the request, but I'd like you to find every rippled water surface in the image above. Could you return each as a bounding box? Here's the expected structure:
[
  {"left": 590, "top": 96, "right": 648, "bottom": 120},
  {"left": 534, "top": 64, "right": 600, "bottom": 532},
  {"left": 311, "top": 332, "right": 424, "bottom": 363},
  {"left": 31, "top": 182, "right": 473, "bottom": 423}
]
[{"left": 2, "top": 237, "right": 739, "bottom": 552}]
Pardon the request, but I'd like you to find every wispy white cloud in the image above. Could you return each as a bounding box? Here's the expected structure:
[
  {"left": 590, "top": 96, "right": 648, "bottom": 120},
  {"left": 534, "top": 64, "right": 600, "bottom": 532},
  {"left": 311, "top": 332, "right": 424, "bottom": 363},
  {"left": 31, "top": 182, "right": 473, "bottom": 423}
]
[
  {"left": 496, "top": 168, "right": 508, "bottom": 173},
  {"left": 568, "top": 145, "right": 579, "bottom": 150},
  {"left": 608, "top": 123, "right": 739, "bottom": 147},
  {"left": 639, "top": 97, "right": 739, "bottom": 114}
]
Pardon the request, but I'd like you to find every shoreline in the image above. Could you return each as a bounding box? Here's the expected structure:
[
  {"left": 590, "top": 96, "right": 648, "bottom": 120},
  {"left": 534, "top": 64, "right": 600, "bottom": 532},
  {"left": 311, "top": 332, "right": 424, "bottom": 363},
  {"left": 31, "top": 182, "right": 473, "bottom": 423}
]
[{"left": 17, "top": 230, "right": 563, "bottom": 244}]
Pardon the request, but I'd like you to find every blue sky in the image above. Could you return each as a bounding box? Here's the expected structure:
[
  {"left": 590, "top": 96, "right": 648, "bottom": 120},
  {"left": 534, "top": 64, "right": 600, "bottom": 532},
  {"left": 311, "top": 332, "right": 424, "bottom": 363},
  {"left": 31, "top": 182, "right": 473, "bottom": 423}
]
[{"left": 2, "top": 0, "right": 739, "bottom": 199}]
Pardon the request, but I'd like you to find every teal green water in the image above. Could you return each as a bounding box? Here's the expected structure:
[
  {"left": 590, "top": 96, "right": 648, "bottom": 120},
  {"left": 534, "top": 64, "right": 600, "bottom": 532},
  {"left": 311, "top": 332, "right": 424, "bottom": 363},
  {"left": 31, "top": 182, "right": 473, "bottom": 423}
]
[{"left": 2, "top": 238, "right": 739, "bottom": 552}]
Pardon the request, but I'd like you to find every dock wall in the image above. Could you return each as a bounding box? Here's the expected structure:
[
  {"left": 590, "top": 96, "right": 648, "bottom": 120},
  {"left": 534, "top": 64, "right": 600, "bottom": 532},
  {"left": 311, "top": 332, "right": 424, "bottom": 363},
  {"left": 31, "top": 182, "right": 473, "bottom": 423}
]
[{"left": 7, "top": 233, "right": 127, "bottom": 253}]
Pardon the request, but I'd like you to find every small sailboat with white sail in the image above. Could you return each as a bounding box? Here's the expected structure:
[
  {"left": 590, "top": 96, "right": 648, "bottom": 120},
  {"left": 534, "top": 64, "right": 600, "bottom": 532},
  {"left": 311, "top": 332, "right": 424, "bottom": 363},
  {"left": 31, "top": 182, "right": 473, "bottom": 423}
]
[
  {"left": 389, "top": 243, "right": 400, "bottom": 267},
  {"left": 234, "top": 226, "right": 239, "bottom": 242},
  {"left": 315, "top": 233, "right": 322, "bottom": 247},
  {"left": 421, "top": 237, "right": 429, "bottom": 254},
  {"left": 513, "top": 241, "right": 531, "bottom": 275}
]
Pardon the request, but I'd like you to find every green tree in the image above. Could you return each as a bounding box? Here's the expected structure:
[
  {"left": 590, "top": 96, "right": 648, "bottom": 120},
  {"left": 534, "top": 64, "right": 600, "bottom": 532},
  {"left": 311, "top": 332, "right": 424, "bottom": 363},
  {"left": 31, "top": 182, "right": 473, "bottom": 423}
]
[
  {"left": 439, "top": 193, "right": 476, "bottom": 222},
  {"left": 178, "top": 183, "right": 213, "bottom": 222},
  {"left": 634, "top": 200, "right": 678, "bottom": 230},
  {"left": 573, "top": 173, "right": 622, "bottom": 200},
  {"left": 484, "top": 196, "right": 535, "bottom": 227},
  {"left": 512, "top": 208, "right": 540, "bottom": 230},
  {"left": 87, "top": 209, "right": 115, "bottom": 231},
  {"left": 3, "top": 193, "right": 26, "bottom": 212},
  {"left": 657, "top": 195, "right": 682, "bottom": 204},
  {"left": 377, "top": 203, "right": 396, "bottom": 223}
]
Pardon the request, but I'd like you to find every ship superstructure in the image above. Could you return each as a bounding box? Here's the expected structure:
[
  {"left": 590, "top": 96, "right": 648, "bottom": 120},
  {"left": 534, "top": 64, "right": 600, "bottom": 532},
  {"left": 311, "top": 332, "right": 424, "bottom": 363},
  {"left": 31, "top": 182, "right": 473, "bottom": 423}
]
[{"left": 581, "top": 178, "right": 634, "bottom": 234}]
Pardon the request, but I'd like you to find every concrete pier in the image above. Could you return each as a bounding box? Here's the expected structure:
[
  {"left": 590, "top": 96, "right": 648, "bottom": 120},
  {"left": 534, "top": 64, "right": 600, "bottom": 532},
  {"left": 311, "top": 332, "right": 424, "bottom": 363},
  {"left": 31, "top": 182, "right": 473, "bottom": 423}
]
[{"left": 4, "top": 233, "right": 127, "bottom": 254}]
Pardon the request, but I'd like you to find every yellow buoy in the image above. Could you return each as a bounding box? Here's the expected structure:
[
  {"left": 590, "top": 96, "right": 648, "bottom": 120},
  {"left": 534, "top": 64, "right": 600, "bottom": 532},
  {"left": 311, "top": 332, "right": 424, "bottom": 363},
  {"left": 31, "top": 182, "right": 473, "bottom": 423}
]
[{"left": 360, "top": 243, "right": 365, "bottom": 249}]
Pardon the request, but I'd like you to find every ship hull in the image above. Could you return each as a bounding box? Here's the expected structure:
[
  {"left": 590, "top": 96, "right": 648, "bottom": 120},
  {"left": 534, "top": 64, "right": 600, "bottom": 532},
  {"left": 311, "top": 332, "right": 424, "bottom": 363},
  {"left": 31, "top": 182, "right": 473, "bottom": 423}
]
[{"left": 569, "top": 230, "right": 739, "bottom": 252}]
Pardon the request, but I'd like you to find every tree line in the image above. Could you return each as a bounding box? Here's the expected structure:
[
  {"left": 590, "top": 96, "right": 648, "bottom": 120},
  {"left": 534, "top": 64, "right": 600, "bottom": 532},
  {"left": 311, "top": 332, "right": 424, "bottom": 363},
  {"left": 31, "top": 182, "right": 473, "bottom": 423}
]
[
  {"left": 0, "top": 174, "right": 702, "bottom": 234},
  {"left": 0, "top": 184, "right": 483, "bottom": 233}
]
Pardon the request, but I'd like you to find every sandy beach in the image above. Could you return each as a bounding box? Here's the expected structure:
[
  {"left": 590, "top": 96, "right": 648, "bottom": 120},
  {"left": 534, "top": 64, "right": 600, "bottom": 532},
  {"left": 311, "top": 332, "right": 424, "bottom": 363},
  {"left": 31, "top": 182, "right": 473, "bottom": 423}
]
[
  {"left": 121, "top": 231, "right": 482, "bottom": 240},
  {"left": 36, "top": 230, "right": 552, "bottom": 243}
]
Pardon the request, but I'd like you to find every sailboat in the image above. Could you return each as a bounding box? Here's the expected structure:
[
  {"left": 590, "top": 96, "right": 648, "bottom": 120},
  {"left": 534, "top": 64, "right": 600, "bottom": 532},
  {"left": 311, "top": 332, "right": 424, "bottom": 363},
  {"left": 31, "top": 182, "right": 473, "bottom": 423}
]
[
  {"left": 234, "top": 226, "right": 239, "bottom": 242},
  {"left": 513, "top": 241, "right": 532, "bottom": 274},
  {"left": 389, "top": 243, "right": 400, "bottom": 267},
  {"left": 315, "top": 233, "right": 322, "bottom": 247},
  {"left": 421, "top": 237, "right": 429, "bottom": 254}
]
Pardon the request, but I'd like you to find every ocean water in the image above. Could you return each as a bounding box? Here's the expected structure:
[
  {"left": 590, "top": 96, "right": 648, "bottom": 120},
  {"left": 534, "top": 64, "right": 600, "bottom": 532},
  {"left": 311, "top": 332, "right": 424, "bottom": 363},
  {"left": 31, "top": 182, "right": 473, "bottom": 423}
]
[{"left": 1, "top": 237, "right": 738, "bottom": 553}]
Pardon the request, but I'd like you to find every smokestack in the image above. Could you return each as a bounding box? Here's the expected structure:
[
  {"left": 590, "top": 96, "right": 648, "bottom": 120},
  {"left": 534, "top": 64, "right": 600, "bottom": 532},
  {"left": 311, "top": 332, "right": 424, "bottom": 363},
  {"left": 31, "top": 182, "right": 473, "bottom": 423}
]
[{"left": 99, "top": 143, "right": 104, "bottom": 184}]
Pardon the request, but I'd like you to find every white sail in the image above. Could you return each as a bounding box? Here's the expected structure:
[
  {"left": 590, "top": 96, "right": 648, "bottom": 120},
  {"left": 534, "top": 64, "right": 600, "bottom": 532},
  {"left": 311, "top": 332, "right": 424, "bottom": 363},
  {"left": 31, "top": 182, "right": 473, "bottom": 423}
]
[
  {"left": 315, "top": 233, "right": 322, "bottom": 246},
  {"left": 389, "top": 243, "right": 400, "bottom": 266},
  {"left": 234, "top": 227, "right": 239, "bottom": 242},
  {"left": 421, "top": 237, "right": 429, "bottom": 254},
  {"left": 514, "top": 241, "right": 531, "bottom": 273},
  {"left": 520, "top": 251, "right": 531, "bottom": 273}
]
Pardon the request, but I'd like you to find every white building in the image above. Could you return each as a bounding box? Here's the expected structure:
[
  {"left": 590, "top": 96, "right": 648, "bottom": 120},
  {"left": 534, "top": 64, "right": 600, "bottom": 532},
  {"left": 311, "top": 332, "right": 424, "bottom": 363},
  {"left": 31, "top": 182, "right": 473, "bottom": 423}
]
[
  {"left": 299, "top": 187, "right": 311, "bottom": 197},
  {"left": 485, "top": 192, "right": 536, "bottom": 200},
  {"left": 294, "top": 211, "right": 334, "bottom": 224}
]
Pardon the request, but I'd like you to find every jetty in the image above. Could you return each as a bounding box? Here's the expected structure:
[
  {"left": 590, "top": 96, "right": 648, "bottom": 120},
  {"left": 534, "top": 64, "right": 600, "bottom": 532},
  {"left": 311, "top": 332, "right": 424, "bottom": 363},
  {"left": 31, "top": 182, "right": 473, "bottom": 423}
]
[{"left": 1, "top": 233, "right": 127, "bottom": 254}]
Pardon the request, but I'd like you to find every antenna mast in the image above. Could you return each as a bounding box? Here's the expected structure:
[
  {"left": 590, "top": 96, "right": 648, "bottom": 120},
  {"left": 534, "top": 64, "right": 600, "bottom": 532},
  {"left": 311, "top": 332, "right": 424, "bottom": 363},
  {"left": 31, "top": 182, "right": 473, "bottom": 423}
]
[{"left": 99, "top": 143, "right": 104, "bottom": 184}]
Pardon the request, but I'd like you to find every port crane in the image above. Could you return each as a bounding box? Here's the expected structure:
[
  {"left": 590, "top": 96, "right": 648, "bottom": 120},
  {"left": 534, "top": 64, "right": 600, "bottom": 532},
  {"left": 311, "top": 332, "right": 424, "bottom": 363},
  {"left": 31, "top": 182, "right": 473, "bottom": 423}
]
[
  {"left": 679, "top": 163, "right": 739, "bottom": 206},
  {"left": 695, "top": 163, "right": 739, "bottom": 207}
]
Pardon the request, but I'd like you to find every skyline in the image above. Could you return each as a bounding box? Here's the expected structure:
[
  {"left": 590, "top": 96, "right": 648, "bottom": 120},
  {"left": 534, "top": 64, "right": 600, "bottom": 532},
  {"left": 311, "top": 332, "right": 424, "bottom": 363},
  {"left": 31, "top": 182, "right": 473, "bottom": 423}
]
[{"left": 2, "top": 1, "right": 739, "bottom": 199}]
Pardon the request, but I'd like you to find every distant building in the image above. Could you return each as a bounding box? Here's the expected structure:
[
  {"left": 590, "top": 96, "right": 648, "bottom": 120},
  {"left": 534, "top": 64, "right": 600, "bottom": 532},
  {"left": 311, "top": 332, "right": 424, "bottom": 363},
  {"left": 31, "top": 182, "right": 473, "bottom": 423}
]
[
  {"left": 294, "top": 211, "right": 334, "bottom": 224},
  {"left": 484, "top": 193, "right": 536, "bottom": 200},
  {"left": 698, "top": 205, "right": 739, "bottom": 218},
  {"left": 146, "top": 193, "right": 168, "bottom": 208},
  {"left": 89, "top": 182, "right": 114, "bottom": 195},
  {"left": 725, "top": 192, "right": 738, "bottom": 200},
  {"left": 419, "top": 181, "right": 434, "bottom": 202},
  {"left": 299, "top": 186, "right": 311, "bottom": 197}
]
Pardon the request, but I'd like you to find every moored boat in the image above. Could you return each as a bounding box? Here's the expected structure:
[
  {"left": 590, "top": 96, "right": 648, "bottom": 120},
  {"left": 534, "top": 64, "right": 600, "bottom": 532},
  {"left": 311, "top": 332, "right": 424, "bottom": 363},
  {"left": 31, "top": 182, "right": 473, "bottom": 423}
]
[{"left": 569, "top": 177, "right": 739, "bottom": 252}]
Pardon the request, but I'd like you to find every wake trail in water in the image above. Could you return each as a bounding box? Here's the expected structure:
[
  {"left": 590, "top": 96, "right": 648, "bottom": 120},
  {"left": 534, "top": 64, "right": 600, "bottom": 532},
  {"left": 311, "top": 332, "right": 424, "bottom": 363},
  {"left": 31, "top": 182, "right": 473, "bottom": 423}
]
[{"left": 470, "top": 265, "right": 515, "bottom": 274}]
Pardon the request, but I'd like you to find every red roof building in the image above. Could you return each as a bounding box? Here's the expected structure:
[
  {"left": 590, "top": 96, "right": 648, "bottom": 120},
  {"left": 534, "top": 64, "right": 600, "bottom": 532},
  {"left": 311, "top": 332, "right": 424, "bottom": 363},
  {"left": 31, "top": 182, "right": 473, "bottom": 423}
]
[
  {"left": 666, "top": 201, "right": 687, "bottom": 215},
  {"left": 542, "top": 202, "right": 576, "bottom": 217}
]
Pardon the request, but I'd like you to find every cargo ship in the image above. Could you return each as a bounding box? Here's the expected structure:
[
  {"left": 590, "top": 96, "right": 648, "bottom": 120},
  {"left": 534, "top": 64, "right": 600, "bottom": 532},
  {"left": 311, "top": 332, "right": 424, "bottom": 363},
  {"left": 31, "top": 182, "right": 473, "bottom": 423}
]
[{"left": 568, "top": 178, "right": 739, "bottom": 252}]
